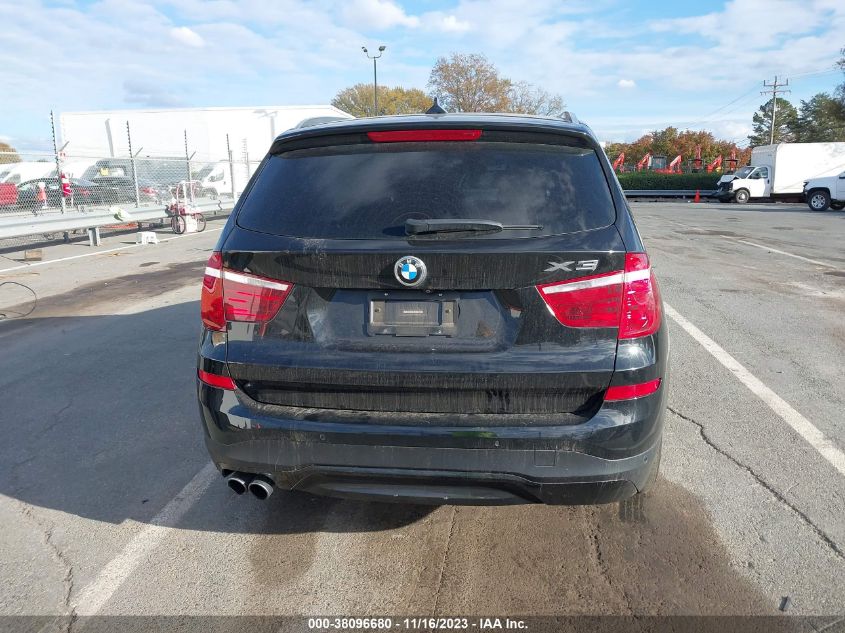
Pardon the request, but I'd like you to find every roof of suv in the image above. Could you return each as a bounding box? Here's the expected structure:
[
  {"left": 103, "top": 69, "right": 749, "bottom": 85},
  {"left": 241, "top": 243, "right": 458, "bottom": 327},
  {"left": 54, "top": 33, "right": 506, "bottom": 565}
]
[{"left": 271, "top": 112, "right": 594, "bottom": 152}]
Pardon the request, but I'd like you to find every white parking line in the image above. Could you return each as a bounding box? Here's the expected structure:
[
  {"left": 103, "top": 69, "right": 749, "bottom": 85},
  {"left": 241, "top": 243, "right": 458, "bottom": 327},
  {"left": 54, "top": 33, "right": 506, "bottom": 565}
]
[
  {"left": 648, "top": 214, "right": 840, "bottom": 271},
  {"left": 727, "top": 238, "right": 839, "bottom": 270},
  {"left": 0, "top": 227, "right": 223, "bottom": 275},
  {"left": 665, "top": 302, "right": 845, "bottom": 478},
  {"left": 72, "top": 462, "right": 217, "bottom": 616}
]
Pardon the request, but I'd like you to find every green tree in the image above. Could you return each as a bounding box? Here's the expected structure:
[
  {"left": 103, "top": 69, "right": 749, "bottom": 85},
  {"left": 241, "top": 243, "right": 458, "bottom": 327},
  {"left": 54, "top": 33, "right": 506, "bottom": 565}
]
[
  {"left": 833, "top": 46, "right": 845, "bottom": 121},
  {"left": 604, "top": 127, "right": 751, "bottom": 171},
  {"left": 427, "top": 53, "right": 512, "bottom": 112},
  {"left": 332, "top": 84, "right": 431, "bottom": 117},
  {"left": 0, "top": 141, "right": 19, "bottom": 164},
  {"left": 796, "top": 93, "right": 845, "bottom": 142},
  {"left": 427, "top": 53, "right": 565, "bottom": 115},
  {"left": 747, "top": 97, "right": 798, "bottom": 146},
  {"left": 649, "top": 127, "right": 680, "bottom": 158},
  {"left": 378, "top": 86, "right": 433, "bottom": 116},
  {"left": 506, "top": 81, "right": 567, "bottom": 117}
]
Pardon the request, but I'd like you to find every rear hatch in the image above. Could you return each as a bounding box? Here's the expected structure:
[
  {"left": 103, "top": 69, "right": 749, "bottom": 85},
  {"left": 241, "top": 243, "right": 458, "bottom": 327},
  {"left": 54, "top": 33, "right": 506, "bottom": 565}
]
[{"left": 217, "top": 127, "right": 626, "bottom": 420}]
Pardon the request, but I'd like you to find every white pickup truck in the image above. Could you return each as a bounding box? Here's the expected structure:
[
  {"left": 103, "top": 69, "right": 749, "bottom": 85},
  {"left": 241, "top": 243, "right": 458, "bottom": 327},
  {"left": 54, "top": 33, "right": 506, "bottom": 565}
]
[
  {"left": 716, "top": 142, "right": 845, "bottom": 204},
  {"left": 804, "top": 171, "right": 845, "bottom": 211}
]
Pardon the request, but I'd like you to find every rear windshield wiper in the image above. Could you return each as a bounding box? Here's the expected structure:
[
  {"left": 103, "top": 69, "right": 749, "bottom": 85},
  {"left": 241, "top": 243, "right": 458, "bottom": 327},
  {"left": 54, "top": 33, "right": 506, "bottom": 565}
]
[{"left": 405, "top": 218, "right": 543, "bottom": 235}]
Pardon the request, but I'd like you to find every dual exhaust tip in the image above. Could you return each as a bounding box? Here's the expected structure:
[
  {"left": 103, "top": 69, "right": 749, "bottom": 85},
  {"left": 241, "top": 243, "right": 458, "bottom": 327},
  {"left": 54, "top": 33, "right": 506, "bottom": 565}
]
[{"left": 225, "top": 472, "right": 274, "bottom": 500}]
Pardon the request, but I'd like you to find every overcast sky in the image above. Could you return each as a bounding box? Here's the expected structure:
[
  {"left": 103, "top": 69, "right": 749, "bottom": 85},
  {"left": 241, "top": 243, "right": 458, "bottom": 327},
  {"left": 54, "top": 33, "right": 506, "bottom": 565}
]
[{"left": 1, "top": 0, "right": 843, "bottom": 151}]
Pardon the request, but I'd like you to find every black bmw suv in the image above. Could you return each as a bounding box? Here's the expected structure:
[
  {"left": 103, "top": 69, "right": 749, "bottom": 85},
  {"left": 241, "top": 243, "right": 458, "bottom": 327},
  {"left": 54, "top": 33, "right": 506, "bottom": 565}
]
[{"left": 197, "top": 113, "right": 668, "bottom": 505}]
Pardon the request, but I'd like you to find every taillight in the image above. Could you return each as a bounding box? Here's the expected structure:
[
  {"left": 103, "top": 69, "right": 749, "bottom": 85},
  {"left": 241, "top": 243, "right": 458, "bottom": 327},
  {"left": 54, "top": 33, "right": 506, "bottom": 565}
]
[
  {"left": 536, "top": 271, "right": 623, "bottom": 327},
  {"left": 367, "top": 129, "right": 482, "bottom": 142},
  {"left": 221, "top": 270, "right": 292, "bottom": 322},
  {"left": 619, "top": 253, "right": 661, "bottom": 339},
  {"left": 201, "top": 252, "right": 225, "bottom": 331},
  {"left": 536, "top": 252, "right": 661, "bottom": 337},
  {"left": 200, "top": 251, "right": 293, "bottom": 331}
]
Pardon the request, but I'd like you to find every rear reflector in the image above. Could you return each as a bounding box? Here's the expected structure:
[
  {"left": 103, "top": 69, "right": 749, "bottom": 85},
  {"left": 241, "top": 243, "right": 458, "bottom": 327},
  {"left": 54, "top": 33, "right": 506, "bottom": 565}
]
[
  {"left": 536, "top": 252, "right": 662, "bottom": 337},
  {"left": 197, "top": 368, "right": 236, "bottom": 390},
  {"left": 605, "top": 378, "right": 661, "bottom": 401},
  {"left": 367, "top": 129, "right": 482, "bottom": 143},
  {"left": 200, "top": 251, "right": 293, "bottom": 331}
]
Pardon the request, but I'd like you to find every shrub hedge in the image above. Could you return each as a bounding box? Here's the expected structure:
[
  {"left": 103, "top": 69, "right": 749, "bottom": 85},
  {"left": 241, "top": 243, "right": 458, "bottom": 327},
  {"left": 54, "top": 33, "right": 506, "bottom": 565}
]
[{"left": 616, "top": 171, "right": 721, "bottom": 190}]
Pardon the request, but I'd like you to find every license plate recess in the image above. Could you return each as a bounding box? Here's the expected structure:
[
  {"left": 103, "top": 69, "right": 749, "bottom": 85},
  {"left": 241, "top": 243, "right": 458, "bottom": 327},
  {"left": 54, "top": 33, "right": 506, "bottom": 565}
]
[{"left": 368, "top": 297, "right": 457, "bottom": 337}]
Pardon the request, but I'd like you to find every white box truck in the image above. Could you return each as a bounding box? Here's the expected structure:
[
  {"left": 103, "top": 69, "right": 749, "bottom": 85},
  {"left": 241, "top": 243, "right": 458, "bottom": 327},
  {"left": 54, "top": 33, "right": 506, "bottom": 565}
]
[{"left": 715, "top": 142, "right": 845, "bottom": 203}]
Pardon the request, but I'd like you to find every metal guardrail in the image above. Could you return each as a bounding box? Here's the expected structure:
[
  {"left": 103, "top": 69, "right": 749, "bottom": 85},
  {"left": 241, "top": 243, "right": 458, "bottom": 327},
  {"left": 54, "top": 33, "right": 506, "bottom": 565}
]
[
  {"left": 624, "top": 189, "right": 717, "bottom": 198},
  {"left": 0, "top": 200, "right": 234, "bottom": 242},
  {"left": 1, "top": 189, "right": 719, "bottom": 244}
]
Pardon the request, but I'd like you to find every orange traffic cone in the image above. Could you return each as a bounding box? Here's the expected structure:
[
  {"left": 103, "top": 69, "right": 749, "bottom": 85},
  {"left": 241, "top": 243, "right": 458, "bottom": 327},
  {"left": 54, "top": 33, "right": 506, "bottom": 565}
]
[{"left": 694, "top": 189, "right": 700, "bottom": 203}]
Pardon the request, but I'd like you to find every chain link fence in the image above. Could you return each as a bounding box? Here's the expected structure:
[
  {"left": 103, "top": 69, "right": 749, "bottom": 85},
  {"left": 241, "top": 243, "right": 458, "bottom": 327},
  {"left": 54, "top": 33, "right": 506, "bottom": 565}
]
[
  {"left": 0, "top": 134, "right": 263, "bottom": 249},
  {"left": 0, "top": 149, "right": 261, "bottom": 218}
]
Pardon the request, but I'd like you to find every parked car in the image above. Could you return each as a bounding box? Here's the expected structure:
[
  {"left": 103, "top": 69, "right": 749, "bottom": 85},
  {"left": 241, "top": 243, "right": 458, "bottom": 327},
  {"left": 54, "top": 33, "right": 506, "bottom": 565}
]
[
  {"left": 82, "top": 158, "right": 184, "bottom": 201},
  {"left": 804, "top": 171, "right": 845, "bottom": 211},
  {"left": 196, "top": 162, "right": 229, "bottom": 198},
  {"left": 90, "top": 176, "right": 167, "bottom": 205},
  {"left": 197, "top": 113, "right": 668, "bottom": 506},
  {"left": 716, "top": 142, "right": 845, "bottom": 203},
  {"left": 0, "top": 182, "right": 16, "bottom": 207},
  {"left": 14, "top": 177, "right": 103, "bottom": 210}
]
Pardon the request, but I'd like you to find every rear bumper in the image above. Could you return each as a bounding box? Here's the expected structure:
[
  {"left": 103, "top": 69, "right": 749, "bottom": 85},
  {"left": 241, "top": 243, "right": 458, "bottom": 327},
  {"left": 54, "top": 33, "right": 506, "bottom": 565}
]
[{"left": 198, "top": 380, "right": 665, "bottom": 505}]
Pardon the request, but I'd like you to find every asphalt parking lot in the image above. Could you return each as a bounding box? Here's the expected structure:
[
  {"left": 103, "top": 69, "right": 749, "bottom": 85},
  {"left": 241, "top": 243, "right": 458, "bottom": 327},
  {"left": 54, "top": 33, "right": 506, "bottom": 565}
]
[{"left": 0, "top": 202, "right": 843, "bottom": 630}]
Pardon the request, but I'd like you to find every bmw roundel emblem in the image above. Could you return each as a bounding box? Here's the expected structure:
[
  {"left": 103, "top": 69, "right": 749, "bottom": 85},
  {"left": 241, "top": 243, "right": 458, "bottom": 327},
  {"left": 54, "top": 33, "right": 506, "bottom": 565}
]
[{"left": 394, "top": 255, "right": 427, "bottom": 287}]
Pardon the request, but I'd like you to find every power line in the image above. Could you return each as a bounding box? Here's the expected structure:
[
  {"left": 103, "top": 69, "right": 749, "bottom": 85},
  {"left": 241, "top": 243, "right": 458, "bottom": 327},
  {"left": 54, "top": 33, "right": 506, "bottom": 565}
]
[
  {"left": 661, "top": 85, "right": 761, "bottom": 131},
  {"left": 787, "top": 67, "right": 838, "bottom": 80},
  {"left": 695, "top": 85, "right": 760, "bottom": 123},
  {"left": 702, "top": 92, "right": 765, "bottom": 122}
]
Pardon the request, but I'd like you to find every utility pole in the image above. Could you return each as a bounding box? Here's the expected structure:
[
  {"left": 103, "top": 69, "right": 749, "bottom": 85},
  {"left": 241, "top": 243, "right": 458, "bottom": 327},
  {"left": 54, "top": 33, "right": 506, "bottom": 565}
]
[{"left": 761, "top": 76, "right": 791, "bottom": 145}]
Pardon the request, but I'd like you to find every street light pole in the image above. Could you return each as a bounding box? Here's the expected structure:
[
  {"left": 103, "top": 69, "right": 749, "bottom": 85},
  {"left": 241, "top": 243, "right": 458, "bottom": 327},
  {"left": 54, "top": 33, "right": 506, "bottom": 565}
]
[{"left": 361, "top": 45, "right": 386, "bottom": 116}]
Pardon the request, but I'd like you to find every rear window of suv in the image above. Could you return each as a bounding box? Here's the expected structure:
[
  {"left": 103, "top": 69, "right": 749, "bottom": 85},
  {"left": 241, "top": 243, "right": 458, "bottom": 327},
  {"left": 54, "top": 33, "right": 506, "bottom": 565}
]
[{"left": 236, "top": 136, "right": 616, "bottom": 239}]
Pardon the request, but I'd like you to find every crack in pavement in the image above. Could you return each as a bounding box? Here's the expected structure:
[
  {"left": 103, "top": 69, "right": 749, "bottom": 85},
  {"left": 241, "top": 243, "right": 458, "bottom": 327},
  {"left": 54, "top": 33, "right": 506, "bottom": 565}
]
[
  {"left": 586, "top": 514, "right": 634, "bottom": 616},
  {"left": 26, "top": 397, "right": 77, "bottom": 447},
  {"left": 667, "top": 406, "right": 845, "bottom": 561},
  {"left": 431, "top": 506, "right": 457, "bottom": 615},
  {"left": 6, "top": 398, "right": 78, "bottom": 495},
  {"left": 13, "top": 500, "right": 77, "bottom": 630},
  {"left": 815, "top": 615, "right": 845, "bottom": 632}
]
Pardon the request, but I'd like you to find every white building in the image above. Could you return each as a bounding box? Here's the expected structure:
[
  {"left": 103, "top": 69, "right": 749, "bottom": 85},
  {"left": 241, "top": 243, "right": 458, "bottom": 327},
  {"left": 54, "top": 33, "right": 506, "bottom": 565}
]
[{"left": 59, "top": 105, "right": 352, "bottom": 161}]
